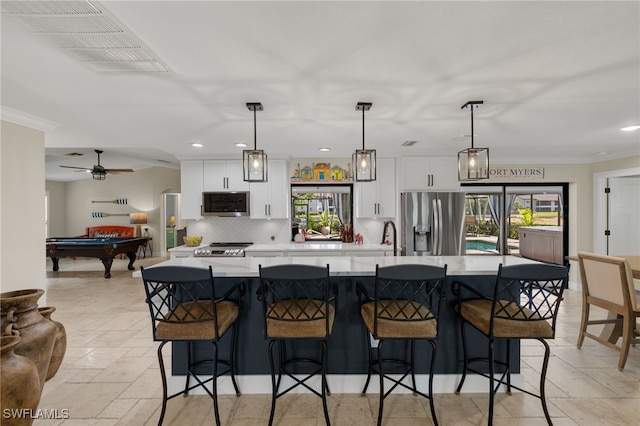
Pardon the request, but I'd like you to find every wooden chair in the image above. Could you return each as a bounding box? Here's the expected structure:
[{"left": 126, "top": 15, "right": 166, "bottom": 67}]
[
  {"left": 577, "top": 252, "right": 640, "bottom": 370},
  {"left": 258, "top": 264, "right": 336, "bottom": 426},
  {"left": 465, "top": 216, "right": 478, "bottom": 236},
  {"left": 141, "top": 265, "right": 244, "bottom": 426},
  {"left": 454, "top": 263, "right": 568, "bottom": 425},
  {"left": 357, "top": 264, "right": 446, "bottom": 426}
]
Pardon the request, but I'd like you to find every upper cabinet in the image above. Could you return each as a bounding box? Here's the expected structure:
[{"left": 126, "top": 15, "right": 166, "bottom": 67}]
[
  {"left": 250, "top": 159, "right": 289, "bottom": 219},
  {"left": 203, "top": 160, "right": 249, "bottom": 192},
  {"left": 180, "top": 160, "right": 204, "bottom": 219},
  {"left": 400, "top": 156, "right": 460, "bottom": 191},
  {"left": 356, "top": 158, "right": 396, "bottom": 218}
]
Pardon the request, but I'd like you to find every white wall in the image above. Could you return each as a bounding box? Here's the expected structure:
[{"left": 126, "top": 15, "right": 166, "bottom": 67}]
[
  {"left": 45, "top": 180, "right": 66, "bottom": 237},
  {"left": 1, "top": 120, "right": 46, "bottom": 300}
]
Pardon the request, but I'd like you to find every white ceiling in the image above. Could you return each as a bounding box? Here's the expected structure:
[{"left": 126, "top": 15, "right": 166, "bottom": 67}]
[{"left": 2, "top": 1, "right": 639, "bottom": 182}]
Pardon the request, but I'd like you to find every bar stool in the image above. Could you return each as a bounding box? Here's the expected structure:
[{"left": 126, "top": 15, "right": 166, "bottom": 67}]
[
  {"left": 258, "top": 264, "right": 336, "bottom": 426},
  {"left": 141, "top": 265, "right": 244, "bottom": 426},
  {"left": 357, "top": 264, "right": 447, "bottom": 426},
  {"left": 454, "top": 263, "right": 568, "bottom": 425}
]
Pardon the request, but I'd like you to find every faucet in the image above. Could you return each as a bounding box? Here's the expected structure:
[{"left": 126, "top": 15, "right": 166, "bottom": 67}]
[{"left": 381, "top": 220, "right": 397, "bottom": 256}]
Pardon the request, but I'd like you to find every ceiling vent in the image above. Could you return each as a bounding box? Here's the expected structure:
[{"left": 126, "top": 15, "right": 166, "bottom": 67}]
[
  {"left": 402, "top": 140, "right": 418, "bottom": 146},
  {"left": 1, "top": 0, "right": 170, "bottom": 74}
]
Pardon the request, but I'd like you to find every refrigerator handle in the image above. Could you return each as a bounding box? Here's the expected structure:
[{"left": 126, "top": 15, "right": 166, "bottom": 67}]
[
  {"left": 432, "top": 198, "right": 439, "bottom": 255},
  {"left": 437, "top": 198, "right": 443, "bottom": 255}
]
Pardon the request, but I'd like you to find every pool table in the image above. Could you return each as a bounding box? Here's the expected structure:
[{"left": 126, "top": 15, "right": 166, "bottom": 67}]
[{"left": 46, "top": 237, "right": 147, "bottom": 278}]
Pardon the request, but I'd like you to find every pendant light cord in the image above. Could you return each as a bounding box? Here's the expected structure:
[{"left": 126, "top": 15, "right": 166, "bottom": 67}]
[
  {"left": 362, "top": 107, "right": 365, "bottom": 150},
  {"left": 470, "top": 104, "right": 474, "bottom": 149},
  {"left": 253, "top": 109, "right": 257, "bottom": 150}
]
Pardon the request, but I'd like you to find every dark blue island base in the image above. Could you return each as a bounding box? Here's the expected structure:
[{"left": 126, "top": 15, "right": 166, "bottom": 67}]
[{"left": 172, "top": 275, "right": 519, "bottom": 378}]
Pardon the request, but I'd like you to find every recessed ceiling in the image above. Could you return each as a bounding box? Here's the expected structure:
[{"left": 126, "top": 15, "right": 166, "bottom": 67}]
[{"left": 1, "top": 1, "right": 639, "bottom": 181}]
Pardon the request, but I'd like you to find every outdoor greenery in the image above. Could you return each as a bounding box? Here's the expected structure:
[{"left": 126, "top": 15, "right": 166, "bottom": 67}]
[{"left": 517, "top": 208, "right": 537, "bottom": 226}]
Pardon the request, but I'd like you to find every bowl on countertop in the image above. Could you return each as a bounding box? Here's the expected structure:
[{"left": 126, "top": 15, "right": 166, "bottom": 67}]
[{"left": 183, "top": 236, "right": 203, "bottom": 247}]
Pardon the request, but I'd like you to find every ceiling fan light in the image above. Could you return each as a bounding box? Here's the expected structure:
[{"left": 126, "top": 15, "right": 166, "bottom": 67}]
[{"left": 92, "top": 170, "right": 106, "bottom": 180}]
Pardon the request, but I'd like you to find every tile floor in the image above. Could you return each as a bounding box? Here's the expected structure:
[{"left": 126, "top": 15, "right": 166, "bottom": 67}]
[{"left": 29, "top": 256, "right": 640, "bottom": 425}]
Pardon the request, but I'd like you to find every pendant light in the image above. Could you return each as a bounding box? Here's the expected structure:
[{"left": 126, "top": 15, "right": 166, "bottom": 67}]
[
  {"left": 353, "top": 102, "right": 376, "bottom": 181},
  {"left": 243, "top": 102, "right": 268, "bottom": 182},
  {"left": 458, "top": 100, "right": 489, "bottom": 181}
]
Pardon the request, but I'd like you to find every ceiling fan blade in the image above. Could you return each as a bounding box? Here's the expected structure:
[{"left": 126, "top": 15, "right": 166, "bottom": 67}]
[
  {"left": 59, "top": 165, "right": 91, "bottom": 171},
  {"left": 105, "top": 169, "right": 135, "bottom": 174}
]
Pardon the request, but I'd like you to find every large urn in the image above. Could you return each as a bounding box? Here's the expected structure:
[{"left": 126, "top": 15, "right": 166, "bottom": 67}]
[
  {"left": 1, "top": 289, "right": 56, "bottom": 392},
  {"left": 1, "top": 335, "right": 41, "bottom": 426},
  {"left": 38, "top": 307, "right": 67, "bottom": 380}
]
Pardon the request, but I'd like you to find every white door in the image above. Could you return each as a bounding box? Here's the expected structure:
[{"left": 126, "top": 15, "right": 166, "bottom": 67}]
[{"left": 608, "top": 177, "right": 640, "bottom": 255}]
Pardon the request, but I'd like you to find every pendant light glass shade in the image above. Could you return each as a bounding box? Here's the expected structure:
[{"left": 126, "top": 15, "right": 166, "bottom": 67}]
[
  {"left": 458, "top": 100, "right": 489, "bottom": 181},
  {"left": 353, "top": 102, "right": 376, "bottom": 182},
  {"left": 243, "top": 102, "right": 267, "bottom": 182},
  {"left": 458, "top": 147, "right": 489, "bottom": 181},
  {"left": 243, "top": 149, "right": 268, "bottom": 182},
  {"left": 353, "top": 149, "right": 376, "bottom": 181}
]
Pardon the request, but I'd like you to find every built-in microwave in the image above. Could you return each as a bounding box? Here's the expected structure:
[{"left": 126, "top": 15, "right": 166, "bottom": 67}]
[{"left": 202, "top": 191, "right": 250, "bottom": 217}]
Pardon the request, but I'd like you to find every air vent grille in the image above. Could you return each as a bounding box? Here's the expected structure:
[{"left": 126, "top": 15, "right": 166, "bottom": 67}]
[
  {"left": 1, "top": 0, "right": 169, "bottom": 74},
  {"left": 49, "top": 33, "right": 141, "bottom": 49},
  {"left": 1, "top": 1, "right": 101, "bottom": 16}
]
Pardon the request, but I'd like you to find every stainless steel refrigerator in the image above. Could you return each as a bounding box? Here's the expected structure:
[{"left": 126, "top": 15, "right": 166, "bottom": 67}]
[{"left": 401, "top": 192, "right": 466, "bottom": 256}]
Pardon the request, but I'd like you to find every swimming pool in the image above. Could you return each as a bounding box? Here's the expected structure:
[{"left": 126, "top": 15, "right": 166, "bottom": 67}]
[{"left": 466, "top": 240, "right": 518, "bottom": 251}]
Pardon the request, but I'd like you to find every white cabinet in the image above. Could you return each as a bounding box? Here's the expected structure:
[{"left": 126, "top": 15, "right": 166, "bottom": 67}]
[
  {"left": 356, "top": 158, "right": 396, "bottom": 218},
  {"left": 204, "top": 160, "right": 249, "bottom": 191},
  {"left": 400, "top": 156, "right": 460, "bottom": 191},
  {"left": 250, "top": 159, "right": 289, "bottom": 219},
  {"left": 180, "top": 160, "right": 204, "bottom": 219}
]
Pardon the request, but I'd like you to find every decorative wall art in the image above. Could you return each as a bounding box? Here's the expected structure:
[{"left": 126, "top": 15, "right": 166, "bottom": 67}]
[
  {"left": 289, "top": 159, "right": 353, "bottom": 183},
  {"left": 91, "top": 198, "right": 128, "bottom": 204}
]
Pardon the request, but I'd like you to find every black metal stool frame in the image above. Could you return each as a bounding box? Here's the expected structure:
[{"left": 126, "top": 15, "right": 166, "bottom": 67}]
[
  {"left": 258, "top": 264, "right": 336, "bottom": 426},
  {"left": 454, "top": 263, "right": 568, "bottom": 426},
  {"left": 141, "top": 265, "right": 244, "bottom": 426},
  {"left": 357, "top": 264, "right": 447, "bottom": 426}
]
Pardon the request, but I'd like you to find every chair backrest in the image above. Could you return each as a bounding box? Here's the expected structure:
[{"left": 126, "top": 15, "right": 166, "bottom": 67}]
[
  {"left": 578, "top": 252, "right": 637, "bottom": 311},
  {"left": 372, "top": 264, "right": 447, "bottom": 336},
  {"left": 258, "top": 264, "right": 332, "bottom": 338},
  {"left": 141, "top": 265, "right": 220, "bottom": 341},
  {"left": 491, "top": 263, "right": 569, "bottom": 337}
]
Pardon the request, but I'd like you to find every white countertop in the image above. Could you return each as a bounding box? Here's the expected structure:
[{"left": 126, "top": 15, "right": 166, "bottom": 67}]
[
  {"left": 168, "top": 244, "right": 206, "bottom": 253},
  {"left": 169, "top": 242, "right": 394, "bottom": 255},
  {"left": 519, "top": 226, "right": 563, "bottom": 231},
  {"left": 245, "top": 242, "right": 394, "bottom": 252},
  {"left": 134, "top": 255, "right": 542, "bottom": 278}
]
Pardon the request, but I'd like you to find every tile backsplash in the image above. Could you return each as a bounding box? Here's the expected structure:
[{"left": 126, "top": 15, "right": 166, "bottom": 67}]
[
  {"left": 184, "top": 217, "right": 392, "bottom": 246},
  {"left": 186, "top": 217, "right": 291, "bottom": 244}
]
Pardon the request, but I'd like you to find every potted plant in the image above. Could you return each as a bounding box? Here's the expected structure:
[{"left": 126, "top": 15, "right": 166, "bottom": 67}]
[{"left": 318, "top": 211, "right": 332, "bottom": 235}]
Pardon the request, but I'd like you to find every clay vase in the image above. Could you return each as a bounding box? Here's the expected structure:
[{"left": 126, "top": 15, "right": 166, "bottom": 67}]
[
  {"left": 38, "top": 307, "right": 67, "bottom": 380},
  {"left": 1, "top": 335, "right": 41, "bottom": 426},
  {"left": 1, "top": 289, "right": 56, "bottom": 393}
]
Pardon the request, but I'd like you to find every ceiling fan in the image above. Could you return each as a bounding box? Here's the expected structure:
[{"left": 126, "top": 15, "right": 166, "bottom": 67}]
[{"left": 59, "top": 149, "right": 134, "bottom": 180}]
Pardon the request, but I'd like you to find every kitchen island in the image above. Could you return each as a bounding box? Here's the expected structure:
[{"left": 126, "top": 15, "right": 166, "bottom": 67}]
[
  {"left": 169, "top": 241, "right": 395, "bottom": 258},
  {"left": 135, "top": 255, "right": 543, "bottom": 394}
]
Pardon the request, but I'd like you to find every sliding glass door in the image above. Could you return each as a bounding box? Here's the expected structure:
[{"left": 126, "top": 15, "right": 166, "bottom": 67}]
[{"left": 462, "top": 183, "right": 568, "bottom": 264}]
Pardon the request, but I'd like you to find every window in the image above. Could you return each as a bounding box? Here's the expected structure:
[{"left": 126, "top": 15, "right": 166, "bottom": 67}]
[{"left": 291, "top": 185, "right": 353, "bottom": 241}]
